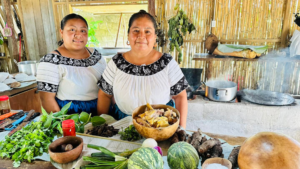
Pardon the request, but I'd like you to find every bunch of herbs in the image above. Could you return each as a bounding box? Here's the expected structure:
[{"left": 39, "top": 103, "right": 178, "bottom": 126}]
[{"left": 119, "top": 125, "right": 142, "bottom": 141}]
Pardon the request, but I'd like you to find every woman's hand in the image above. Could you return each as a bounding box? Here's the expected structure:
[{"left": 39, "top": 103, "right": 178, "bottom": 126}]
[
  {"left": 172, "top": 90, "right": 188, "bottom": 129},
  {"left": 39, "top": 91, "right": 60, "bottom": 113},
  {"left": 97, "top": 90, "right": 113, "bottom": 115}
]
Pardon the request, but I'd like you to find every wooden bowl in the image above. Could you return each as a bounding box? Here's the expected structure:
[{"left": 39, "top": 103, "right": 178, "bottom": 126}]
[
  {"left": 132, "top": 104, "right": 180, "bottom": 141},
  {"left": 48, "top": 136, "right": 83, "bottom": 164},
  {"left": 202, "top": 157, "right": 232, "bottom": 169}
]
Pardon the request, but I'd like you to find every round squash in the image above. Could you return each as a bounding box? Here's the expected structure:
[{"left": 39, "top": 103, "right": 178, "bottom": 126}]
[
  {"left": 167, "top": 142, "right": 199, "bottom": 169},
  {"left": 128, "top": 147, "right": 163, "bottom": 169},
  {"left": 238, "top": 132, "right": 300, "bottom": 169}
]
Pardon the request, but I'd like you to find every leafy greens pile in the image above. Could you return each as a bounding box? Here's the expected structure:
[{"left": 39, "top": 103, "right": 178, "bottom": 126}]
[
  {"left": 0, "top": 102, "right": 105, "bottom": 168},
  {"left": 0, "top": 121, "right": 55, "bottom": 167},
  {"left": 119, "top": 125, "right": 142, "bottom": 141},
  {"left": 168, "top": 4, "right": 196, "bottom": 63}
]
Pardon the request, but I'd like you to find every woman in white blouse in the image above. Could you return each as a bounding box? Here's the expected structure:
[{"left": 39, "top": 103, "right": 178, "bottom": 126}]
[
  {"left": 37, "top": 14, "right": 106, "bottom": 115},
  {"left": 97, "top": 10, "right": 188, "bottom": 128}
]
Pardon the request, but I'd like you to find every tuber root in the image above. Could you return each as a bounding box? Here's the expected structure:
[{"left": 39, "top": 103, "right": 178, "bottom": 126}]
[
  {"left": 170, "top": 132, "right": 179, "bottom": 144},
  {"left": 198, "top": 138, "right": 221, "bottom": 154},
  {"left": 211, "top": 144, "right": 223, "bottom": 158},
  {"left": 177, "top": 130, "right": 187, "bottom": 141},
  {"left": 190, "top": 129, "right": 203, "bottom": 150},
  {"left": 228, "top": 146, "right": 241, "bottom": 169}
]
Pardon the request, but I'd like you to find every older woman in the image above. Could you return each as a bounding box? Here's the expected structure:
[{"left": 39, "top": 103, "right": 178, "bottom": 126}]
[
  {"left": 97, "top": 10, "right": 188, "bottom": 128},
  {"left": 37, "top": 14, "right": 106, "bottom": 115}
]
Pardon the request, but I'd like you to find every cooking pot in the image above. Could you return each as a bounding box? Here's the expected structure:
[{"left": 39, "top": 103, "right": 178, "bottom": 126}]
[
  {"left": 203, "top": 80, "right": 237, "bottom": 101},
  {"left": 17, "top": 61, "right": 37, "bottom": 76}
]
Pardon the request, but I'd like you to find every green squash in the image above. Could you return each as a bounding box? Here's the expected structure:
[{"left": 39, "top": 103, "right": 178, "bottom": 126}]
[
  {"left": 128, "top": 147, "right": 163, "bottom": 169},
  {"left": 167, "top": 142, "right": 199, "bottom": 169}
]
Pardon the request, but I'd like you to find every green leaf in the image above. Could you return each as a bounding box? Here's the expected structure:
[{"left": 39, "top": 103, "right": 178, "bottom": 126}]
[
  {"left": 51, "top": 121, "right": 60, "bottom": 130},
  {"left": 79, "top": 112, "right": 90, "bottom": 124},
  {"left": 43, "top": 112, "right": 53, "bottom": 128},
  {"left": 57, "top": 123, "right": 63, "bottom": 134},
  {"left": 79, "top": 125, "right": 85, "bottom": 133},
  {"left": 91, "top": 116, "right": 106, "bottom": 126},
  {"left": 60, "top": 102, "right": 72, "bottom": 115},
  {"left": 41, "top": 106, "right": 48, "bottom": 116},
  {"left": 71, "top": 114, "right": 79, "bottom": 123}
]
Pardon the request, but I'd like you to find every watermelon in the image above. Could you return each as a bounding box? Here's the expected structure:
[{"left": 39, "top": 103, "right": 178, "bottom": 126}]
[
  {"left": 167, "top": 142, "right": 199, "bottom": 169},
  {"left": 128, "top": 147, "right": 163, "bottom": 169}
]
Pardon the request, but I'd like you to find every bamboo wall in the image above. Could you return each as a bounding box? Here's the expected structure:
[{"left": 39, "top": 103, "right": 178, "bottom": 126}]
[
  {"left": 156, "top": 0, "right": 300, "bottom": 94},
  {"left": 17, "top": 0, "right": 57, "bottom": 61}
]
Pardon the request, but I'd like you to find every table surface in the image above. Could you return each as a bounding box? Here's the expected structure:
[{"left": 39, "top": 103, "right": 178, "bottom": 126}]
[
  {"left": 0, "top": 83, "right": 37, "bottom": 97},
  {"left": 0, "top": 131, "right": 247, "bottom": 169}
]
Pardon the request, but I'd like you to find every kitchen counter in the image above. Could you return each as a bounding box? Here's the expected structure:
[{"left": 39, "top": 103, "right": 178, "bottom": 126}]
[
  {"left": 0, "top": 83, "right": 42, "bottom": 112},
  {"left": 187, "top": 95, "right": 300, "bottom": 142}
]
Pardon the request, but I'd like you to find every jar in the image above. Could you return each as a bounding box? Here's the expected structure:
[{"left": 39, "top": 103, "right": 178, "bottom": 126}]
[
  {"left": 62, "top": 119, "right": 76, "bottom": 137},
  {"left": 0, "top": 95, "right": 11, "bottom": 115}
]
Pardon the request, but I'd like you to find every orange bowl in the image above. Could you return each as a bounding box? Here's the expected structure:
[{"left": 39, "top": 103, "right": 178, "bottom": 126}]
[
  {"left": 132, "top": 104, "right": 180, "bottom": 141},
  {"left": 48, "top": 136, "right": 83, "bottom": 164}
]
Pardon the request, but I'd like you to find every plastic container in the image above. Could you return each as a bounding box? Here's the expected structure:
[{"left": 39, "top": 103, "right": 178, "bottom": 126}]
[
  {"left": 0, "top": 95, "right": 11, "bottom": 115},
  {"left": 62, "top": 119, "right": 76, "bottom": 137}
]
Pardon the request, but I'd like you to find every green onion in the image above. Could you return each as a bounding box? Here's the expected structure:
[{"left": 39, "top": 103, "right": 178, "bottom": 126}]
[
  {"left": 83, "top": 156, "right": 123, "bottom": 165},
  {"left": 118, "top": 148, "right": 139, "bottom": 157},
  {"left": 114, "top": 160, "right": 128, "bottom": 169},
  {"left": 87, "top": 144, "right": 127, "bottom": 161}
]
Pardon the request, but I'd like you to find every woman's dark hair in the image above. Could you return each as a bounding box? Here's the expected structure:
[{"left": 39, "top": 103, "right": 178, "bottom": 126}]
[
  {"left": 128, "top": 10, "right": 157, "bottom": 34},
  {"left": 58, "top": 13, "right": 88, "bottom": 46},
  {"left": 295, "top": 13, "right": 300, "bottom": 27}
]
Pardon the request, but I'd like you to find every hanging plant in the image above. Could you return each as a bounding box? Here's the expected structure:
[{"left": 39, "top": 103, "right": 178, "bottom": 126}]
[
  {"left": 168, "top": 4, "right": 196, "bottom": 63},
  {"left": 156, "top": 21, "right": 166, "bottom": 47}
]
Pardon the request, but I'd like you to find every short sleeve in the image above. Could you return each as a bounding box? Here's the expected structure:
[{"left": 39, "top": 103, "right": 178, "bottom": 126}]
[
  {"left": 97, "top": 58, "right": 117, "bottom": 95},
  {"left": 168, "top": 59, "right": 189, "bottom": 95},
  {"left": 36, "top": 54, "right": 61, "bottom": 93}
]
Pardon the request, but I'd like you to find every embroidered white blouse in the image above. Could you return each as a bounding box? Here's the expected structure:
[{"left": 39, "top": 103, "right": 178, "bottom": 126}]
[
  {"left": 37, "top": 49, "right": 106, "bottom": 101},
  {"left": 98, "top": 53, "right": 188, "bottom": 115}
]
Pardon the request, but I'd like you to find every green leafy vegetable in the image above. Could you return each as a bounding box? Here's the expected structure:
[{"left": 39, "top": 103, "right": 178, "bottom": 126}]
[
  {"left": 0, "top": 122, "right": 55, "bottom": 168},
  {"left": 119, "top": 125, "right": 142, "bottom": 141}
]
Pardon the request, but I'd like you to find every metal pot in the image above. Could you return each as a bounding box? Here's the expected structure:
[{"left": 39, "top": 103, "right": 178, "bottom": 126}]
[
  {"left": 17, "top": 61, "right": 37, "bottom": 76},
  {"left": 203, "top": 80, "right": 237, "bottom": 101}
]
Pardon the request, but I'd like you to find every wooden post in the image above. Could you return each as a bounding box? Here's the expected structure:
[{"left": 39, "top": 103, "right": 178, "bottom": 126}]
[
  {"left": 2, "top": 0, "right": 18, "bottom": 73},
  {"left": 148, "top": 0, "right": 155, "bottom": 16},
  {"left": 280, "top": 0, "right": 292, "bottom": 48},
  {"left": 115, "top": 13, "right": 122, "bottom": 47}
]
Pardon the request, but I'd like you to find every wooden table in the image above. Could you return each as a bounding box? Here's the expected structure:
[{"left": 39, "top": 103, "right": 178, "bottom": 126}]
[
  {"left": 0, "top": 83, "right": 42, "bottom": 113},
  {"left": 0, "top": 132, "right": 247, "bottom": 169}
]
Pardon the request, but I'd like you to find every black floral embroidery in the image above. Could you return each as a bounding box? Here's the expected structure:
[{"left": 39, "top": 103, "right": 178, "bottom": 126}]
[
  {"left": 98, "top": 76, "right": 113, "bottom": 95},
  {"left": 112, "top": 53, "right": 172, "bottom": 76},
  {"left": 170, "top": 77, "right": 189, "bottom": 95},
  {"left": 37, "top": 82, "right": 58, "bottom": 93},
  {"left": 40, "top": 49, "right": 102, "bottom": 67}
]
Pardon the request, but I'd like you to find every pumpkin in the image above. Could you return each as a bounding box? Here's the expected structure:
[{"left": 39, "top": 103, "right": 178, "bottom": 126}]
[
  {"left": 128, "top": 147, "right": 163, "bottom": 169},
  {"left": 167, "top": 142, "right": 199, "bottom": 169},
  {"left": 238, "top": 132, "right": 300, "bottom": 169}
]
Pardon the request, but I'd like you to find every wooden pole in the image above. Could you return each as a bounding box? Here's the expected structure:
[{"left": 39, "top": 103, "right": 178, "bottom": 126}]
[
  {"left": 148, "top": 0, "right": 155, "bottom": 16},
  {"left": 280, "top": 0, "right": 292, "bottom": 48},
  {"left": 2, "top": 0, "right": 18, "bottom": 73},
  {"left": 115, "top": 13, "right": 122, "bottom": 47}
]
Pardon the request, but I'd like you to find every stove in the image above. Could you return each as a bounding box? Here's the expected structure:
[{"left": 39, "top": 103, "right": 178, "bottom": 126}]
[{"left": 192, "top": 90, "right": 296, "bottom": 106}]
